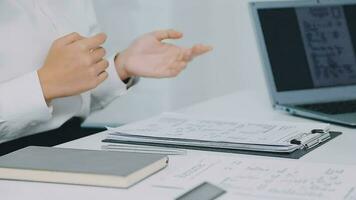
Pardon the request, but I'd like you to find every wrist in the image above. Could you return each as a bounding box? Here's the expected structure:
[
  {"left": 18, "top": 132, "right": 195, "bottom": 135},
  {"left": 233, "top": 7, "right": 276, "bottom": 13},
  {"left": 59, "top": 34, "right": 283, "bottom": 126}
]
[
  {"left": 114, "top": 52, "right": 131, "bottom": 81},
  {"left": 37, "top": 69, "right": 55, "bottom": 104}
]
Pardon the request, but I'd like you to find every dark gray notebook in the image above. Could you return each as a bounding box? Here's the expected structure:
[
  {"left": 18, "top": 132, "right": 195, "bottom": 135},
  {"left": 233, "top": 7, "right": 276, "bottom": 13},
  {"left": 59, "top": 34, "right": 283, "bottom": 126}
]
[{"left": 0, "top": 146, "right": 168, "bottom": 188}]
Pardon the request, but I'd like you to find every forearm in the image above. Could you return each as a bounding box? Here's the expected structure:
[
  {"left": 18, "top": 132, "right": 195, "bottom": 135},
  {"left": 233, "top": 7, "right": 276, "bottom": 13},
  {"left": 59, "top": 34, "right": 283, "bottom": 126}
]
[{"left": 0, "top": 71, "right": 52, "bottom": 143}]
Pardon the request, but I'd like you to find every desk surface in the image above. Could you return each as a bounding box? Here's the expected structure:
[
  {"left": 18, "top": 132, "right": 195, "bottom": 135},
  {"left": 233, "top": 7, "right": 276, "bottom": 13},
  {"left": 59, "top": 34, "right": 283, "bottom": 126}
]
[{"left": 2, "top": 90, "right": 356, "bottom": 200}]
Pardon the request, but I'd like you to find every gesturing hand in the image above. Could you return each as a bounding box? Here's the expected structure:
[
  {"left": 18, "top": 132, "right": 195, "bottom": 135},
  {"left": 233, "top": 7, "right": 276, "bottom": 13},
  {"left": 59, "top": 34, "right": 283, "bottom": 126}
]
[
  {"left": 38, "top": 32, "right": 108, "bottom": 103},
  {"left": 115, "top": 29, "right": 212, "bottom": 80}
]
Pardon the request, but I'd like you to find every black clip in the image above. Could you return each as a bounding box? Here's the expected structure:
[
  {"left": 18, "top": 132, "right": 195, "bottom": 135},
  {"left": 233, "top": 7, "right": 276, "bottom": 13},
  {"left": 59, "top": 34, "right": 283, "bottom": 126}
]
[
  {"left": 290, "top": 139, "right": 301, "bottom": 145},
  {"left": 311, "top": 129, "right": 324, "bottom": 134}
]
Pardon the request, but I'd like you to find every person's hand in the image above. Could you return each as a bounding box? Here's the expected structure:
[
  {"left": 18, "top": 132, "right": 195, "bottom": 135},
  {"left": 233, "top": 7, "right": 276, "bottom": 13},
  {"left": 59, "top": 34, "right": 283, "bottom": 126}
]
[
  {"left": 114, "top": 29, "right": 212, "bottom": 80},
  {"left": 38, "top": 32, "right": 108, "bottom": 103}
]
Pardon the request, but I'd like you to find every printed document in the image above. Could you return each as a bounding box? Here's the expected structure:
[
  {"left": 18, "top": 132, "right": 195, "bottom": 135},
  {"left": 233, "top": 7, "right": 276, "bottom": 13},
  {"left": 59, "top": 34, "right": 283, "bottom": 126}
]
[
  {"left": 108, "top": 113, "right": 329, "bottom": 146},
  {"left": 149, "top": 155, "right": 356, "bottom": 200}
]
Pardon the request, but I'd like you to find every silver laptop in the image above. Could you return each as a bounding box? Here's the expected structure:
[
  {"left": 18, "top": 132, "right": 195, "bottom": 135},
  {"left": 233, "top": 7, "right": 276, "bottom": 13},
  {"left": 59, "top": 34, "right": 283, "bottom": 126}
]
[{"left": 250, "top": 0, "right": 356, "bottom": 127}]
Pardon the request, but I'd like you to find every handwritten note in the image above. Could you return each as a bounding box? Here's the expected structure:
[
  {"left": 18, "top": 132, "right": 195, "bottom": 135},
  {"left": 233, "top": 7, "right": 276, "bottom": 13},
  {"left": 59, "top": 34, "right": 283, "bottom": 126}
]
[{"left": 149, "top": 155, "right": 356, "bottom": 200}]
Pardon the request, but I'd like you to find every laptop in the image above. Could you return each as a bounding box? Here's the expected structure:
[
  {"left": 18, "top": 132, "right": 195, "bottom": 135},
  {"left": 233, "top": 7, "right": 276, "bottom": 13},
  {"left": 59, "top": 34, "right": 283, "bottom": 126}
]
[{"left": 250, "top": 0, "right": 356, "bottom": 127}]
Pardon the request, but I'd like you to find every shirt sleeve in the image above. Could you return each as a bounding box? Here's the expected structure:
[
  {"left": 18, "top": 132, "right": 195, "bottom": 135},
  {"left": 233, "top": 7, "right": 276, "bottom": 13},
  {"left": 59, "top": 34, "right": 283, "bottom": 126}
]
[
  {"left": 90, "top": 54, "right": 130, "bottom": 111},
  {"left": 83, "top": 0, "right": 138, "bottom": 112},
  {"left": 0, "top": 71, "right": 52, "bottom": 143}
]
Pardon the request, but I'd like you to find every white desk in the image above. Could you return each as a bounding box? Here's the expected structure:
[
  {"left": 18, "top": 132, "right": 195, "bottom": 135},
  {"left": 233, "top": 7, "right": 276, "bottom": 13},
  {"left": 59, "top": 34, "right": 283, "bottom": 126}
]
[{"left": 2, "top": 90, "right": 356, "bottom": 200}]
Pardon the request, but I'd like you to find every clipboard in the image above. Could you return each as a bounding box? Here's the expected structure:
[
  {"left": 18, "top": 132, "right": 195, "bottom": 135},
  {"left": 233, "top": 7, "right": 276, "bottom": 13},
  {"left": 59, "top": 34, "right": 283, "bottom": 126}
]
[{"left": 102, "top": 131, "right": 342, "bottom": 159}]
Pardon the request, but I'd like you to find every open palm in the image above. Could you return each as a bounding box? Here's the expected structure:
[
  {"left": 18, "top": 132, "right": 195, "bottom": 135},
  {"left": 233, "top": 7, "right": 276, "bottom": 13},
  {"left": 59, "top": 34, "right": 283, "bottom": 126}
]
[{"left": 117, "top": 29, "right": 212, "bottom": 79}]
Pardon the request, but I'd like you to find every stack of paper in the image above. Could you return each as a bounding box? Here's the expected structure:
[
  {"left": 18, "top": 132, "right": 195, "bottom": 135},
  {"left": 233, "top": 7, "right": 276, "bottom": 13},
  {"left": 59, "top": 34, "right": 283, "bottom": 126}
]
[{"left": 106, "top": 113, "right": 330, "bottom": 153}]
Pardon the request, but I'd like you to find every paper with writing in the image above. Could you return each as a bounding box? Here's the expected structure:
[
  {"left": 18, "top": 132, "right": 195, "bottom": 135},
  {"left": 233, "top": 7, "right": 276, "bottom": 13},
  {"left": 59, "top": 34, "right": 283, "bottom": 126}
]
[
  {"left": 107, "top": 113, "right": 329, "bottom": 151},
  {"left": 149, "top": 155, "right": 356, "bottom": 200}
]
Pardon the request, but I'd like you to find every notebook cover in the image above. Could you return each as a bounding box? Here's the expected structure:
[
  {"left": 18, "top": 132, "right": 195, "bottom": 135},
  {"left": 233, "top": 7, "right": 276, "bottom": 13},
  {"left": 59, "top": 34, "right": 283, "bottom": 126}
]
[{"left": 0, "top": 146, "right": 167, "bottom": 185}]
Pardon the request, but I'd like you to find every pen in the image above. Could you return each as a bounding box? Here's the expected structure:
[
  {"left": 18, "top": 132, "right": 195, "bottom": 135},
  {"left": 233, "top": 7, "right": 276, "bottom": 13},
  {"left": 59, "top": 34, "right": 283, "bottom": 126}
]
[{"left": 101, "top": 144, "right": 187, "bottom": 155}]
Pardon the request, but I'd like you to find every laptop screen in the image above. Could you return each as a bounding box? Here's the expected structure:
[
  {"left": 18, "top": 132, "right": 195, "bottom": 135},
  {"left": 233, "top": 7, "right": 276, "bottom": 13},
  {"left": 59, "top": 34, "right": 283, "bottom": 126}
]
[{"left": 258, "top": 4, "right": 356, "bottom": 92}]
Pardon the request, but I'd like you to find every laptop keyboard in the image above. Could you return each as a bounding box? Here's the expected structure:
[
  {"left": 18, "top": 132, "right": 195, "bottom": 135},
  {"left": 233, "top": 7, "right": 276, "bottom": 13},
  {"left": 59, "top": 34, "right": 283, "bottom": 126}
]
[{"left": 297, "top": 100, "right": 356, "bottom": 115}]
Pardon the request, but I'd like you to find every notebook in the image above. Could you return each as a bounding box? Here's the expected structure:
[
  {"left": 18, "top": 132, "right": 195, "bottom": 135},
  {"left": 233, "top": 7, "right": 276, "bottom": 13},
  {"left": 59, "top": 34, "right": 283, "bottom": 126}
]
[
  {"left": 0, "top": 146, "right": 168, "bottom": 188},
  {"left": 103, "top": 113, "right": 341, "bottom": 158}
]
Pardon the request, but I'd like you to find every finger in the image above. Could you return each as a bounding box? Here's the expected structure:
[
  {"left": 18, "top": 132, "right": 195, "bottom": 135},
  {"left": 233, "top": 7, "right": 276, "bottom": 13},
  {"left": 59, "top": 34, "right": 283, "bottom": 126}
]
[
  {"left": 167, "top": 61, "right": 187, "bottom": 77},
  {"left": 177, "top": 61, "right": 188, "bottom": 70},
  {"left": 90, "top": 47, "right": 106, "bottom": 63},
  {"left": 57, "top": 32, "right": 84, "bottom": 45},
  {"left": 167, "top": 68, "right": 181, "bottom": 77},
  {"left": 96, "top": 71, "right": 109, "bottom": 85},
  {"left": 152, "top": 29, "right": 183, "bottom": 41},
  {"left": 191, "top": 44, "right": 213, "bottom": 58},
  {"left": 93, "top": 59, "right": 109, "bottom": 75},
  {"left": 77, "top": 33, "right": 107, "bottom": 50},
  {"left": 170, "top": 61, "right": 187, "bottom": 70},
  {"left": 176, "top": 48, "right": 185, "bottom": 62},
  {"left": 182, "top": 48, "right": 193, "bottom": 62}
]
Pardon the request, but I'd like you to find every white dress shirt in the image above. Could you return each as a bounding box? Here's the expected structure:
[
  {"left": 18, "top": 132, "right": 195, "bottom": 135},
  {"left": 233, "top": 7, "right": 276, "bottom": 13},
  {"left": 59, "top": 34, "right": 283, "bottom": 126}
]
[{"left": 0, "top": 0, "right": 129, "bottom": 143}]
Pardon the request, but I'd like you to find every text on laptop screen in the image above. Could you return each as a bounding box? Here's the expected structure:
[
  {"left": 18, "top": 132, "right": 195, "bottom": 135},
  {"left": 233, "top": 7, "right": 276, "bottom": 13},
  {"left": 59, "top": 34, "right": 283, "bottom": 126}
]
[{"left": 258, "top": 4, "right": 356, "bottom": 92}]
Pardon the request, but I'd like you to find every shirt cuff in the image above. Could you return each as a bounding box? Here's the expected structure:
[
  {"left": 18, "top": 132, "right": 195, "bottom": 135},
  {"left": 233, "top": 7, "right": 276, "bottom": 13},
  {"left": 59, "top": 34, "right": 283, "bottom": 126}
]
[
  {"left": 90, "top": 54, "right": 129, "bottom": 107},
  {"left": 126, "top": 76, "right": 140, "bottom": 89},
  {"left": 0, "top": 71, "right": 52, "bottom": 122}
]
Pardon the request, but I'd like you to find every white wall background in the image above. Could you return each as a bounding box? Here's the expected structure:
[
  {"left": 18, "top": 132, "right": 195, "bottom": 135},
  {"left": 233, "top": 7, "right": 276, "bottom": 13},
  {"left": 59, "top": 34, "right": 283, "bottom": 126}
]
[{"left": 85, "top": 0, "right": 286, "bottom": 126}]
